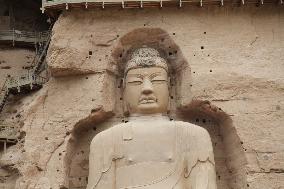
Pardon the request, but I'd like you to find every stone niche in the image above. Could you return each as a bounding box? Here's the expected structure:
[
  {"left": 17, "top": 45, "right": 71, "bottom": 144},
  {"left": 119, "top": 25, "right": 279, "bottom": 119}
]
[
  {"left": 64, "top": 28, "right": 247, "bottom": 189},
  {"left": 179, "top": 100, "right": 247, "bottom": 189},
  {"left": 13, "top": 6, "right": 283, "bottom": 189}
]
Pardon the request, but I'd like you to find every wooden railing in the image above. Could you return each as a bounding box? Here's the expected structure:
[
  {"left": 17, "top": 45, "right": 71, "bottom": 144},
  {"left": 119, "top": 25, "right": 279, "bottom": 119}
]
[
  {"left": 0, "top": 123, "right": 19, "bottom": 153},
  {"left": 32, "top": 32, "right": 52, "bottom": 75},
  {"left": 41, "top": 0, "right": 283, "bottom": 11},
  {"left": 0, "top": 124, "right": 19, "bottom": 141},
  {"left": 0, "top": 30, "right": 49, "bottom": 45},
  {"left": 0, "top": 78, "right": 9, "bottom": 113},
  {"left": 0, "top": 30, "right": 51, "bottom": 147},
  {"left": 0, "top": 72, "right": 48, "bottom": 148},
  {"left": 0, "top": 74, "right": 48, "bottom": 111}
]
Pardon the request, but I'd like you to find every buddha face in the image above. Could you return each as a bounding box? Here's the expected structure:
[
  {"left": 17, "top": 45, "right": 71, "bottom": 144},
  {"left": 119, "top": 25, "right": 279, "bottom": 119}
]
[{"left": 124, "top": 67, "right": 169, "bottom": 115}]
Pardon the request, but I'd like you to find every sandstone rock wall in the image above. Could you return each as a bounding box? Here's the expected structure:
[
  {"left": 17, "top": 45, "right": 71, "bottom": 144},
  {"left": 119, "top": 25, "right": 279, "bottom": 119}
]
[
  {"left": 0, "top": 48, "right": 38, "bottom": 123},
  {"left": 0, "top": 49, "right": 35, "bottom": 86},
  {"left": 0, "top": 48, "right": 36, "bottom": 188},
  {"left": 46, "top": 6, "right": 283, "bottom": 187},
  {"left": 0, "top": 4, "right": 283, "bottom": 189}
]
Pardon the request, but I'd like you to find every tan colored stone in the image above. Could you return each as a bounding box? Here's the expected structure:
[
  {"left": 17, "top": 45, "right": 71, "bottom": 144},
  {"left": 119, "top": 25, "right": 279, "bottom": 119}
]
[
  {"left": 87, "top": 48, "right": 217, "bottom": 188},
  {"left": 0, "top": 5, "right": 283, "bottom": 189}
]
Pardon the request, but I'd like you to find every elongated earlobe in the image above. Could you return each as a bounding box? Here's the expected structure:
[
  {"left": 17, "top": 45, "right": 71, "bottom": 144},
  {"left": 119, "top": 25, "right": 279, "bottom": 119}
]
[
  {"left": 167, "top": 76, "right": 174, "bottom": 116},
  {"left": 122, "top": 78, "right": 125, "bottom": 89},
  {"left": 123, "top": 101, "right": 130, "bottom": 117}
]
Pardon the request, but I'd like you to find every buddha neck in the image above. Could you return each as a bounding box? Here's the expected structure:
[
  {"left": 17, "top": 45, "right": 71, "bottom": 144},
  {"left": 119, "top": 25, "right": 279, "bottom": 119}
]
[{"left": 128, "top": 113, "right": 170, "bottom": 122}]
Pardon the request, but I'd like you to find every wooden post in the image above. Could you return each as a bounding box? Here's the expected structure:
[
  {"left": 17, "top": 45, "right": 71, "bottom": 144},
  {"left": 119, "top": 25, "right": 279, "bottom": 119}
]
[
  {"left": 4, "top": 141, "right": 6, "bottom": 154},
  {"left": 17, "top": 78, "right": 20, "bottom": 93},
  {"left": 12, "top": 29, "right": 15, "bottom": 46}
]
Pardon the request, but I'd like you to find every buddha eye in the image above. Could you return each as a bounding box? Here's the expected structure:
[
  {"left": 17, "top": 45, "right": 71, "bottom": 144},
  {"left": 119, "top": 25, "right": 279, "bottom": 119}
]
[
  {"left": 151, "top": 76, "right": 167, "bottom": 84},
  {"left": 151, "top": 80, "right": 166, "bottom": 84},
  {"left": 127, "top": 80, "right": 143, "bottom": 85}
]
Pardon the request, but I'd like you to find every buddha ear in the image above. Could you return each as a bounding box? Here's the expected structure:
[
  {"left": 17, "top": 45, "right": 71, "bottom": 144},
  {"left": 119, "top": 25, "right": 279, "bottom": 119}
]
[
  {"left": 167, "top": 76, "right": 175, "bottom": 116},
  {"left": 122, "top": 78, "right": 129, "bottom": 116},
  {"left": 123, "top": 101, "right": 130, "bottom": 117},
  {"left": 166, "top": 77, "right": 170, "bottom": 114}
]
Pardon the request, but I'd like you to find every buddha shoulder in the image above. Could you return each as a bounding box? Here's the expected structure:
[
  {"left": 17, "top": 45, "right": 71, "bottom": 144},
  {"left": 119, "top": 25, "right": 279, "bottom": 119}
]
[
  {"left": 174, "top": 121, "right": 214, "bottom": 165},
  {"left": 90, "top": 122, "right": 130, "bottom": 146},
  {"left": 174, "top": 120, "right": 211, "bottom": 138}
]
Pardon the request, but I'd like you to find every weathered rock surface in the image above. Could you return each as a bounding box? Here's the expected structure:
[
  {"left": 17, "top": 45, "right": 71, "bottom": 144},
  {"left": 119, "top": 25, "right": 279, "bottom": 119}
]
[
  {"left": 0, "top": 49, "right": 35, "bottom": 87},
  {"left": 0, "top": 5, "right": 283, "bottom": 189}
]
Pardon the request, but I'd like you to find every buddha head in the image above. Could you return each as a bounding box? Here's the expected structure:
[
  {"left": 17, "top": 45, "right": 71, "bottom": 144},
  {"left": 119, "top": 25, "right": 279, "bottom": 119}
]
[{"left": 123, "top": 47, "right": 169, "bottom": 116}]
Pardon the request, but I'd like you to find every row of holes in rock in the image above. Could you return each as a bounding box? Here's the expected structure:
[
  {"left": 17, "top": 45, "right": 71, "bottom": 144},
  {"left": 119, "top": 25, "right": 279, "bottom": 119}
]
[
  {"left": 87, "top": 47, "right": 210, "bottom": 65},
  {"left": 85, "top": 28, "right": 208, "bottom": 60},
  {"left": 1, "top": 66, "right": 11, "bottom": 69},
  {"left": 192, "top": 70, "right": 212, "bottom": 74},
  {"left": 195, "top": 118, "right": 212, "bottom": 124},
  {"left": 87, "top": 48, "right": 207, "bottom": 61}
]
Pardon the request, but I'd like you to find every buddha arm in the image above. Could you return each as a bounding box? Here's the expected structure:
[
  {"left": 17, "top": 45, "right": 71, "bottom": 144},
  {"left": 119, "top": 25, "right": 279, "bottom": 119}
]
[
  {"left": 185, "top": 127, "right": 217, "bottom": 189},
  {"left": 186, "top": 160, "right": 216, "bottom": 189},
  {"left": 86, "top": 133, "right": 115, "bottom": 189}
]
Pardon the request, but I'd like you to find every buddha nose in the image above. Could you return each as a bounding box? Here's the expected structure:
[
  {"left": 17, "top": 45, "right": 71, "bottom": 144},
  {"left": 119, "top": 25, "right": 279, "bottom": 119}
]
[{"left": 142, "top": 78, "right": 153, "bottom": 95}]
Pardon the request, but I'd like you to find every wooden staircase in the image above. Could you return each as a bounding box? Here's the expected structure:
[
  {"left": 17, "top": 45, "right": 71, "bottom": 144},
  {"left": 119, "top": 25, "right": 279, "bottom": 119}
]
[{"left": 0, "top": 123, "right": 19, "bottom": 152}]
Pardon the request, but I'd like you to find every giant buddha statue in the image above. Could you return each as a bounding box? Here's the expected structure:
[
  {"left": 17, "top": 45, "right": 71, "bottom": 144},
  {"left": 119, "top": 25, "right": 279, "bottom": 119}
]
[{"left": 86, "top": 47, "right": 217, "bottom": 189}]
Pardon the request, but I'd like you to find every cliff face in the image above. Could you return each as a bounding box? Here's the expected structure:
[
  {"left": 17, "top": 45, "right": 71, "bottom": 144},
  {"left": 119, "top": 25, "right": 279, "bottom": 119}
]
[
  {"left": 0, "top": 5, "right": 283, "bottom": 189},
  {"left": 0, "top": 0, "right": 49, "bottom": 31}
]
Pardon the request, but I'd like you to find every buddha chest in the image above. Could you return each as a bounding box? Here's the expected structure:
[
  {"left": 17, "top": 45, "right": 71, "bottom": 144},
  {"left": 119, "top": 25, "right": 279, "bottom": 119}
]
[
  {"left": 118, "top": 121, "right": 177, "bottom": 165},
  {"left": 115, "top": 121, "right": 184, "bottom": 189}
]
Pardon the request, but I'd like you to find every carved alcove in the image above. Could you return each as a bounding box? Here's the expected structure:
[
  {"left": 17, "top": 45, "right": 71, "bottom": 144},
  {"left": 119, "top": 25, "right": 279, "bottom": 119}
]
[
  {"left": 63, "top": 110, "right": 118, "bottom": 188},
  {"left": 179, "top": 100, "right": 248, "bottom": 189},
  {"left": 63, "top": 28, "right": 247, "bottom": 189}
]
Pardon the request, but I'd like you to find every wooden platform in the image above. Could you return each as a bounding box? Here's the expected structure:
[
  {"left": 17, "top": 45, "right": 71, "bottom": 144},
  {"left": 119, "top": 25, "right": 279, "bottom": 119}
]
[
  {"left": 0, "top": 30, "right": 49, "bottom": 47},
  {"left": 41, "top": 0, "right": 283, "bottom": 13},
  {"left": 0, "top": 31, "right": 51, "bottom": 150}
]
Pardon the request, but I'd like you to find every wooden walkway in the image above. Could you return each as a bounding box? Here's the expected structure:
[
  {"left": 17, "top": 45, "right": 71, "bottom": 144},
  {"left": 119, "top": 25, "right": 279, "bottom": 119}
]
[
  {"left": 0, "top": 30, "right": 49, "bottom": 47},
  {"left": 0, "top": 31, "right": 51, "bottom": 149},
  {"left": 0, "top": 123, "right": 19, "bottom": 152},
  {"left": 41, "top": 0, "right": 283, "bottom": 12}
]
